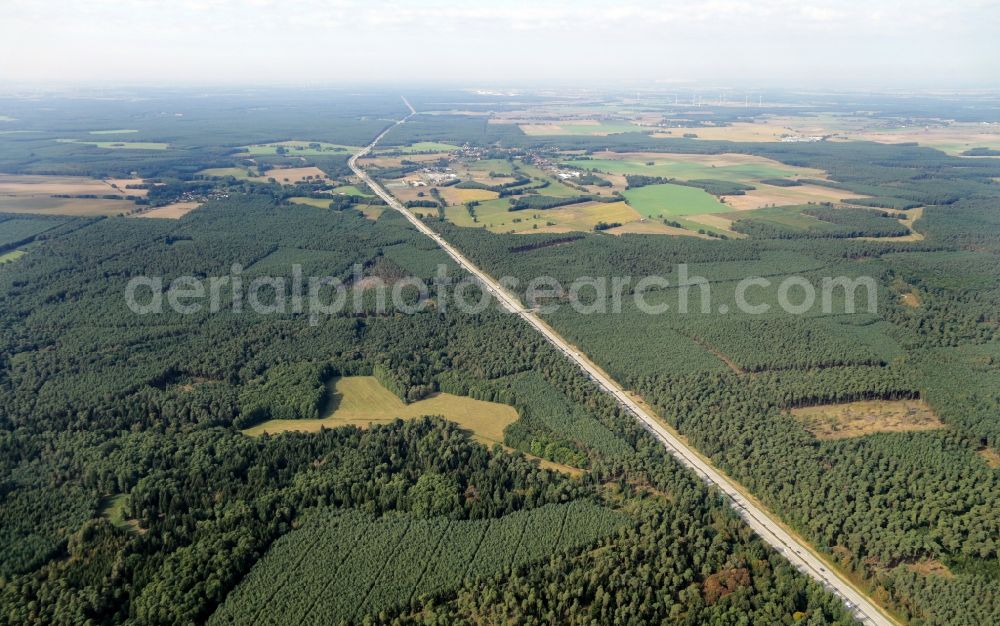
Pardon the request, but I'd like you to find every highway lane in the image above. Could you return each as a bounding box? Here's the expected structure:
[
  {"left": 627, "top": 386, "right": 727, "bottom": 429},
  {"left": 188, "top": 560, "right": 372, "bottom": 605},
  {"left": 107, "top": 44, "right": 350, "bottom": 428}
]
[{"left": 348, "top": 100, "right": 898, "bottom": 626}]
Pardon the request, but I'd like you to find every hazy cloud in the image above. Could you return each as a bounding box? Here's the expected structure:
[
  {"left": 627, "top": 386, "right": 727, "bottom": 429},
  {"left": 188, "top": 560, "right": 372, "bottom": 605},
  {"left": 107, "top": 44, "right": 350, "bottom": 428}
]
[{"left": 0, "top": 0, "right": 996, "bottom": 86}]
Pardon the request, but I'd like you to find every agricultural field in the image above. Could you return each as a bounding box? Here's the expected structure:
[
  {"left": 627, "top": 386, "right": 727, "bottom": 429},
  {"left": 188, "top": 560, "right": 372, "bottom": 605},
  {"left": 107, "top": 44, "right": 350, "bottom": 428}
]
[
  {"left": 134, "top": 201, "right": 201, "bottom": 219},
  {"left": 0, "top": 173, "right": 141, "bottom": 215},
  {"left": 565, "top": 151, "right": 819, "bottom": 183},
  {"left": 623, "top": 182, "right": 727, "bottom": 217},
  {"left": 516, "top": 120, "right": 650, "bottom": 136},
  {"left": 722, "top": 182, "right": 866, "bottom": 210},
  {"left": 250, "top": 166, "right": 331, "bottom": 185},
  {"left": 209, "top": 502, "right": 628, "bottom": 625},
  {"left": 198, "top": 166, "right": 258, "bottom": 179},
  {"left": 238, "top": 140, "right": 358, "bottom": 156},
  {"left": 376, "top": 141, "right": 461, "bottom": 153},
  {"left": 791, "top": 399, "right": 944, "bottom": 439},
  {"left": 287, "top": 196, "right": 332, "bottom": 209},
  {"left": 243, "top": 376, "right": 519, "bottom": 445},
  {"left": 56, "top": 138, "right": 170, "bottom": 150}
]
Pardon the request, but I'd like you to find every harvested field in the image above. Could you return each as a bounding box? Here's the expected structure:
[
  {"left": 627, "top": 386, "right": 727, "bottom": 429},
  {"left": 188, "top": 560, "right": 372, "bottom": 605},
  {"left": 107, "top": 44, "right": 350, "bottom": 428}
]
[
  {"left": 0, "top": 173, "right": 137, "bottom": 197},
  {"left": 513, "top": 201, "right": 642, "bottom": 234},
  {"left": 438, "top": 186, "right": 498, "bottom": 204},
  {"left": 102, "top": 177, "right": 149, "bottom": 197},
  {"left": 606, "top": 220, "right": 710, "bottom": 238},
  {"left": 243, "top": 376, "right": 518, "bottom": 445},
  {"left": 0, "top": 196, "right": 133, "bottom": 216},
  {"left": 792, "top": 398, "right": 944, "bottom": 440},
  {"left": 722, "top": 183, "right": 867, "bottom": 210},
  {"left": 252, "top": 166, "right": 330, "bottom": 185},
  {"left": 134, "top": 202, "right": 201, "bottom": 219}
]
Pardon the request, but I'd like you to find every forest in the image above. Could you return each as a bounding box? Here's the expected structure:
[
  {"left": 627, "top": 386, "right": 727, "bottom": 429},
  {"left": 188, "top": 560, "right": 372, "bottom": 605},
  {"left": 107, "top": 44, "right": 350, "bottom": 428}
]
[
  {"left": 0, "top": 186, "right": 854, "bottom": 625},
  {"left": 1, "top": 89, "right": 998, "bottom": 625}
]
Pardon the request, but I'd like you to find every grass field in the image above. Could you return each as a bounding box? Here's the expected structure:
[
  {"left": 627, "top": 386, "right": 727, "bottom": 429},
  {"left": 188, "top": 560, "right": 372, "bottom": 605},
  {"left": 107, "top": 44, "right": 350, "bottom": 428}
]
[
  {"left": 288, "top": 197, "right": 331, "bottom": 208},
  {"left": 330, "top": 184, "right": 374, "bottom": 197},
  {"left": 791, "top": 399, "right": 944, "bottom": 440},
  {"left": 100, "top": 494, "right": 142, "bottom": 533},
  {"left": 623, "top": 183, "right": 728, "bottom": 217},
  {"left": 0, "top": 250, "right": 26, "bottom": 264},
  {"left": 565, "top": 152, "right": 814, "bottom": 183},
  {"left": 243, "top": 376, "right": 519, "bottom": 444}
]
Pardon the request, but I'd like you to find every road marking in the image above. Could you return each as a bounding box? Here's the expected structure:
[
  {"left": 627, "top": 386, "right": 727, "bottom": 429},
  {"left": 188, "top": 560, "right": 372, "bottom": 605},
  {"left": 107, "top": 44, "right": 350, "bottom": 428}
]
[{"left": 347, "top": 97, "right": 898, "bottom": 626}]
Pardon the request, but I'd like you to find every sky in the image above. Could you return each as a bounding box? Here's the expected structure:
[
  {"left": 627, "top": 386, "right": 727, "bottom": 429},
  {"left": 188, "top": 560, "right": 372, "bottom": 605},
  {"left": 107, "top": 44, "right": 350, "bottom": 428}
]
[{"left": 1, "top": 0, "right": 997, "bottom": 88}]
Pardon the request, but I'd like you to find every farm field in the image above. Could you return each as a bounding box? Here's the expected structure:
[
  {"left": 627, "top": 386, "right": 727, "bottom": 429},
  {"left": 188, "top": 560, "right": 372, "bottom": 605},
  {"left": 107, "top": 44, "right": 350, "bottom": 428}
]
[
  {"left": 623, "top": 183, "right": 728, "bottom": 217},
  {"left": 438, "top": 186, "right": 498, "bottom": 204},
  {"left": 134, "top": 201, "right": 201, "bottom": 219},
  {"left": 243, "top": 376, "right": 519, "bottom": 444},
  {"left": 0, "top": 195, "right": 133, "bottom": 216},
  {"left": 238, "top": 140, "right": 357, "bottom": 156},
  {"left": 722, "top": 182, "right": 866, "bottom": 210},
  {"left": 287, "top": 196, "right": 331, "bottom": 208},
  {"left": 198, "top": 166, "right": 257, "bottom": 179},
  {"left": 0, "top": 173, "right": 143, "bottom": 215},
  {"left": 605, "top": 220, "right": 711, "bottom": 237},
  {"left": 791, "top": 399, "right": 944, "bottom": 440},
  {"left": 250, "top": 166, "right": 330, "bottom": 184},
  {"left": 517, "top": 120, "right": 649, "bottom": 136},
  {"left": 56, "top": 138, "right": 169, "bottom": 150},
  {"left": 377, "top": 141, "right": 461, "bottom": 153},
  {"left": 0, "top": 173, "right": 143, "bottom": 197},
  {"left": 565, "top": 151, "right": 819, "bottom": 183},
  {"left": 446, "top": 198, "right": 642, "bottom": 234}
]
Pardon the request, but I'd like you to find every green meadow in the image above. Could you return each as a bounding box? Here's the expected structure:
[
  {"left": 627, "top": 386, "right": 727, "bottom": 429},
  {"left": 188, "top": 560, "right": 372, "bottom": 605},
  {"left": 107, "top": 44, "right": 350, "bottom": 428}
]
[
  {"left": 623, "top": 183, "right": 728, "bottom": 217},
  {"left": 565, "top": 158, "right": 798, "bottom": 183}
]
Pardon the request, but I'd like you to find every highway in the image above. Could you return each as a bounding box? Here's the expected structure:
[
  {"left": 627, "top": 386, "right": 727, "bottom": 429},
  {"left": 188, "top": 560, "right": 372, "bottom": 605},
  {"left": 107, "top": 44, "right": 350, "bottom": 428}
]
[{"left": 348, "top": 99, "right": 898, "bottom": 626}]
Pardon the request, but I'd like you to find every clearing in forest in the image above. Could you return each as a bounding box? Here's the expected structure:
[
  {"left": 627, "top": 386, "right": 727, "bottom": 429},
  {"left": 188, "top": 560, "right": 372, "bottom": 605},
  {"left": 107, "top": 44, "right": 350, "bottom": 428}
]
[
  {"left": 243, "top": 376, "right": 518, "bottom": 444},
  {"left": 134, "top": 202, "right": 201, "bottom": 219},
  {"left": 792, "top": 398, "right": 944, "bottom": 440}
]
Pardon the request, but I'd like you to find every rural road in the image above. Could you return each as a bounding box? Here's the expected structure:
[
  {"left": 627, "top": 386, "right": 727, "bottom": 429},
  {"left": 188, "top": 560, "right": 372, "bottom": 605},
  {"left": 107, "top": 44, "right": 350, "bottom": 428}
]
[{"left": 348, "top": 99, "right": 898, "bottom": 626}]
